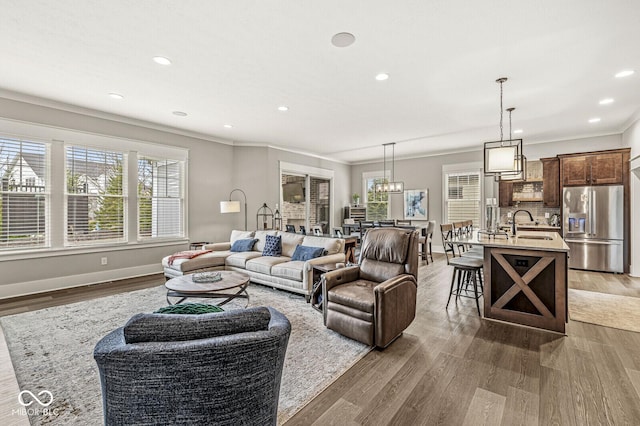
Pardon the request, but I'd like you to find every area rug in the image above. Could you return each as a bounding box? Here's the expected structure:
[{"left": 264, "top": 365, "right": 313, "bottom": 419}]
[
  {"left": 568, "top": 288, "right": 640, "bottom": 333},
  {"left": 0, "top": 283, "right": 371, "bottom": 425}
]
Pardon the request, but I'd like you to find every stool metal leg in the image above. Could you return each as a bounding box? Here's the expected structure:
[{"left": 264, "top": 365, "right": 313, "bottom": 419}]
[{"left": 446, "top": 268, "right": 457, "bottom": 309}]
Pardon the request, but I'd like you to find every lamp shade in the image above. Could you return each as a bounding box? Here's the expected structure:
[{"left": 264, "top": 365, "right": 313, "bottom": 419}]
[
  {"left": 220, "top": 200, "right": 241, "bottom": 213},
  {"left": 486, "top": 146, "right": 517, "bottom": 172}
]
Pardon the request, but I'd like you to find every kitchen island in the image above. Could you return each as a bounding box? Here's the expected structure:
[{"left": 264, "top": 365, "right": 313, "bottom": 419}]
[{"left": 465, "top": 231, "right": 570, "bottom": 333}]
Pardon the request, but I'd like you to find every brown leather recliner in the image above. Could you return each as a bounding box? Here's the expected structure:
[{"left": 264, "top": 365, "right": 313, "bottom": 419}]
[{"left": 322, "top": 227, "right": 419, "bottom": 348}]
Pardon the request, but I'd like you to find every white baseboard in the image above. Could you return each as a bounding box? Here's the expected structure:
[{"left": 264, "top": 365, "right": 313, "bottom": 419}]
[{"left": 0, "top": 264, "right": 162, "bottom": 300}]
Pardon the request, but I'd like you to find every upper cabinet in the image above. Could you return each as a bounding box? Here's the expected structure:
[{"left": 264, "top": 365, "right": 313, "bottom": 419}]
[
  {"left": 541, "top": 157, "right": 560, "bottom": 207},
  {"left": 559, "top": 151, "right": 624, "bottom": 186}
]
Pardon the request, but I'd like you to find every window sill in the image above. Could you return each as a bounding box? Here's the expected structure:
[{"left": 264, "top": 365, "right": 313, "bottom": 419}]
[{"left": 0, "top": 238, "right": 189, "bottom": 262}]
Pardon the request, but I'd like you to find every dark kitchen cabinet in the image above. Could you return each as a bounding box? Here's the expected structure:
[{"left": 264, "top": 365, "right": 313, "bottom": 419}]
[
  {"left": 541, "top": 157, "right": 560, "bottom": 207},
  {"left": 498, "top": 181, "right": 513, "bottom": 207},
  {"left": 560, "top": 151, "right": 623, "bottom": 186}
]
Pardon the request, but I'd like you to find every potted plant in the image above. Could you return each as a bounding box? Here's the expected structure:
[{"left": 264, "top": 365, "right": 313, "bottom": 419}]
[{"left": 352, "top": 193, "right": 360, "bottom": 206}]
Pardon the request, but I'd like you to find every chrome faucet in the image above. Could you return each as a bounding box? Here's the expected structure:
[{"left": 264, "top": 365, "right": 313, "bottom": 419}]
[{"left": 511, "top": 209, "right": 534, "bottom": 235}]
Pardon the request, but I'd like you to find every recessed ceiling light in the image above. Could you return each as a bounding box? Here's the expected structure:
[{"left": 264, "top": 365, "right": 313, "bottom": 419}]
[
  {"left": 172, "top": 111, "right": 187, "bottom": 117},
  {"left": 278, "top": 106, "right": 289, "bottom": 112},
  {"left": 599, "top": 98, "right": 614, "bottom": 105},
  {"left": 513, "top": 129, "right": 523, "bottom": 134},
  {"left": 615, "top": 70, "right": 634, "bottom": 78},
  {"left": 331, "top": 32, "right": 356, "bottom": 48},
  {"left": 153, "top": 56, "right": 172, "bottom": 66},
  {"left": 588, "top": 117, "right": 601, "bottom": 123},
  {"left": 108, "top": 93, "right": 124, "bottom": 100},
  {"left": 375, "top": 73, "right": 389, "bottom": 81},
  {"left": 223, "top": 124, "right": 233, "bottom": 129}
]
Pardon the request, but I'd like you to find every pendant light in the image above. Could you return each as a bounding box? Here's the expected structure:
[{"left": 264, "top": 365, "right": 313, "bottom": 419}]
[
  {"left": 484, "top": 77, "right": 524, "bottom": 177},
  {"left": 375, "top": 142, "right": 404, "bottom": 193},
  {"left": 496, "top": 107, "right": 526, "bottom": 181}
]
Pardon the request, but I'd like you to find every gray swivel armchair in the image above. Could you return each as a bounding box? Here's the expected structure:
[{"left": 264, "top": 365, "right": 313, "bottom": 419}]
[
  {"left": 322, "top": 228, "right": 419, "bottom": 348},
  {"left": 94, "top": 306, "right": 291, "bottom": 425}
]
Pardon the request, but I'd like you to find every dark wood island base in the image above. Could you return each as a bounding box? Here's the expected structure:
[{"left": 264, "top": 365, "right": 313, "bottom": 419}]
[{"left": 483, "top": 246, "right": 567, "bottom": 333}]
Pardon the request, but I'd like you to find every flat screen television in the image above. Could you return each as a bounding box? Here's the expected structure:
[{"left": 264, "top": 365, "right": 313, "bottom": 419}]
[{"left": 282, "top": 183, "right": 305, "bottom": 203}]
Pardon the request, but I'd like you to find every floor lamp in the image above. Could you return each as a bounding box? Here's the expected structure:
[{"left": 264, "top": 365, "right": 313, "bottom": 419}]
[{"left": 220, "top": 188, "right": 247, "bottom": 231}]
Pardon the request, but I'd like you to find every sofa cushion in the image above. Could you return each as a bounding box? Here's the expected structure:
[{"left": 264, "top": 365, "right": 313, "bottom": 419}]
[
  {"left": 291, "top": 245, "right": 325, "bottom": 261},
  {"left": 225, "top": 251, "right": 263, "bottom": 268},
  {"left": 230, "top": 238, "right": 258, "bottom": 252},
  {"left": 230, "top": 230, "right": 255, "bottom": 244},
  {"left": 302, "top": 235, "right": 342, "bottom": 255},
  {"left": 246, "top": 256, "right": 290, "bottom": 275},
  {"left": 277, "top": 232, "right": 305, "bottom": 257},
  {"left": 162, "top": 251, "right": 229, "bottom": 272},
  {"left": 262, "top": 235, "right": 282, "bottom": 256},
  {"left": 254, "top": 230, "right": 277, "bottom": 252},
  {"left": 271, "top": 261, "right": 305, "bottom": 281}
]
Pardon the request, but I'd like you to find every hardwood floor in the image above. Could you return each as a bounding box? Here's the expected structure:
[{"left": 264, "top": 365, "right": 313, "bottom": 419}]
[
  {"left": 286, "top": 256, "right": 640, "bottom": 425},
  {"left": 1, "top": 261, "right": 640, "bottom": 425}
]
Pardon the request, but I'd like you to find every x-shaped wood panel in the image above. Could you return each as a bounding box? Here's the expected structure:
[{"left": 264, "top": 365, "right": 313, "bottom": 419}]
[{"left": 491, "top": 253, "right": 555, "bottom": 319}]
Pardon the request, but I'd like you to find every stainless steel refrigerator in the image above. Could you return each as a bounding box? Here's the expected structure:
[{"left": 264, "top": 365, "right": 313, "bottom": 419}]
[{"left": 562, "top": 185, "right": 623, "bottom": 273}]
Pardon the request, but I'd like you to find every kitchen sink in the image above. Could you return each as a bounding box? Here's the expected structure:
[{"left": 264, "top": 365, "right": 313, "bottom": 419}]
[{"left": 517, "top": 235, "right": 553, "bottom": 240}]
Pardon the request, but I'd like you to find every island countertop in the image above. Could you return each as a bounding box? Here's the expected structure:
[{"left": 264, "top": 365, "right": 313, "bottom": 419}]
[{"left": 462, "top": 230, "right": 570, "bottom": 252}]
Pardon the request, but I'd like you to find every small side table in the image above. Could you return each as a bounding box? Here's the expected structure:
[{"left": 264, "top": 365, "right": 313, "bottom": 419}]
[
  {"left": 189, "top": 241, "right": 210, "bottom": 250},
  {"left": 310, "top": 263, "right": 341, "bottom": 312}
]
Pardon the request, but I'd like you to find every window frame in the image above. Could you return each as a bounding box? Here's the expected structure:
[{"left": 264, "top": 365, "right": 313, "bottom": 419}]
[
  {"left": 442, "top": 162, "right": 483, "bottom": 227},
  {"left": 0, "top": 137, "right": 50, "bottom": 250},
  {"left": 137, "top": 155, "right": 186, "bottom": 241},
  {"left": 362, "top": 170, "right": 390, "bottom": 221},
  {"left": 0, "top": 118, "right": 190, "bottom": 257}
]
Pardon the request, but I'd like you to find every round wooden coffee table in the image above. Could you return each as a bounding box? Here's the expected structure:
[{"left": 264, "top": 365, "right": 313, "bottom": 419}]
[{"left": 165, "top": 271, "right": 250, "bottom": 306}]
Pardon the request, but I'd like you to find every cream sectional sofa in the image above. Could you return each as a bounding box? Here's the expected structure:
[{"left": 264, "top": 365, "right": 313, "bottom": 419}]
[{"left": 162, "top": 230, "right": 346, "bottom": 300}]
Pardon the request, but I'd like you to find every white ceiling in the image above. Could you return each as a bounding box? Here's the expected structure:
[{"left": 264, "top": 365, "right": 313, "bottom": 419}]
[{"left": 1, "top": 0, "right": 639, "bottom": 163}]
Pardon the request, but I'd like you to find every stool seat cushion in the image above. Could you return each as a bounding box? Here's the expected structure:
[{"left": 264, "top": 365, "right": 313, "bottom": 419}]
[{"left": 449, "top": 257, "right": 483, "bottom": 269}]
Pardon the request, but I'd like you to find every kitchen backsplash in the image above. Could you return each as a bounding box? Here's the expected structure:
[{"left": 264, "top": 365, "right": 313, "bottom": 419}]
[{"left": 499, "top": 202, "right": 561, "bottom": 225}]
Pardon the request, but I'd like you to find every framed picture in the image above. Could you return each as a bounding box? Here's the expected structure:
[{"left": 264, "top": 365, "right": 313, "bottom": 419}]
[{"left": 403, "top": 189, "right": 428, "bottom": 220}]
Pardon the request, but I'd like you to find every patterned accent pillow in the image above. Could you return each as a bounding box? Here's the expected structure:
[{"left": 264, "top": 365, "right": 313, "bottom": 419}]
[
  {"left": 291, "top": 245, "right": 325, "bottom": 261},
  {"left": 230, "top": 238, "right": 258, "bottom": 252},
  {"left": 262, "top": 234, "right": 282, "bottom": 256}
]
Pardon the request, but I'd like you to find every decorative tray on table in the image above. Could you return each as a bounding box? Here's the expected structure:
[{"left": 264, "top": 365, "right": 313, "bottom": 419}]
[{"left": 192, "top": 272, "right": 222, "bottom": 283}]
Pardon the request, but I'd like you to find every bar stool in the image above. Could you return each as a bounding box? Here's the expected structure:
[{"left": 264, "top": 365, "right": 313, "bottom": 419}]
[
  {"left": 446, "top": 256, "right": 484, "bottom": 315},
  {"left": 442, "top": 223, "right": 483, "bottom": 315}
]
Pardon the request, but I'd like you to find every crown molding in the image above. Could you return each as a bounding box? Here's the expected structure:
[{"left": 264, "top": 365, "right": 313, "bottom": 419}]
[{"left": 0, "top": 89, "right": 234, "bottom": 146}]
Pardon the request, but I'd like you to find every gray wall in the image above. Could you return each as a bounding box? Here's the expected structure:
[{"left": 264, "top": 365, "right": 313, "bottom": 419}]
[
  {"left": 233, "top": 145, "right": 350, "bottom": 231},
  {"left": 0, "top": 97, "right": 236, "bottom": 297},
  {"left": 0, "top": 98, "right": 350, "bottom": 298},
  {"left": 350, "top": 134, "right": 627, "bottom": 250}
]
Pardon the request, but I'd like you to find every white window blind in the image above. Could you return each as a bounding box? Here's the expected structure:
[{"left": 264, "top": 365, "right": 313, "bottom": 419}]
[
  {"left": 444, "top": 172, "right": 481, "bottom": 226},
  {"left": 137, "top": 157, "right": 184, "bottom": 239},
  {"left": 0, "top": 137, "right": 48, "bottom": 249},
  {"left": 65, "top": 146, "right": 126, "bottom": 245},
  {"left": 365, "top": 176, "right": 389, "bottom": 221}
]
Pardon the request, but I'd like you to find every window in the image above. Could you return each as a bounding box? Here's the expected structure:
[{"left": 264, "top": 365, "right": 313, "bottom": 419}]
[
  {"left": 66, "top": 146, "right": 126, "bottom": 245},
  {"left": 137, "top": 157, "right": 184, "bottom": 239},
  {"left": 444, "top": 172, "right": 481, "bottom": 225},
  {"left": 363, "top": 173, "right": 389, "bottom": 221},
  {"left": 0, "top": 137, "right": 48, "bottom": 249}
]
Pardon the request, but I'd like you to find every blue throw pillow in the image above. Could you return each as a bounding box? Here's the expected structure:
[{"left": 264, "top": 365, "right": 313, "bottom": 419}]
[
  {"left": 291, "top": 245, "right": 325, "bottom": 261},
  {"left": 262, "top": 235, "right": 282, "bottom": 256},
  {"left": 230, "top": 238, "right": 258, "bottom": 252}
]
